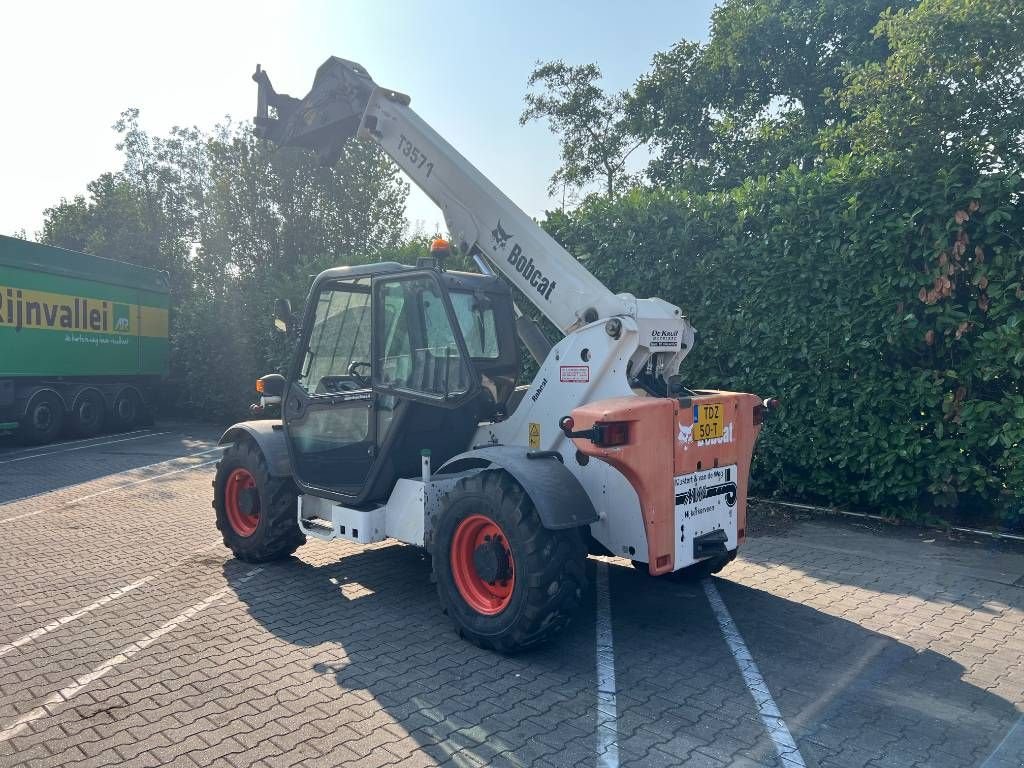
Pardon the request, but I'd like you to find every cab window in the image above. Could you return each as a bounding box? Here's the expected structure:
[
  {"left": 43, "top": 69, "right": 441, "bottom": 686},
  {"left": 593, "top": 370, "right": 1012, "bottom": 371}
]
[
  {"left": 450, "top": 291, "right": 499, "bottom": 359},
  {"left": 296, "top": 279, "right": 372, "bottom": 395},
  {"left": 374, "top": 276, "right": 472, "bottom": 400}
]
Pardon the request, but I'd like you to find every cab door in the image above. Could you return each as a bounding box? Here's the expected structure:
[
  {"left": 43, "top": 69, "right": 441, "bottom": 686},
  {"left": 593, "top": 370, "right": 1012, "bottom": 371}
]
[
  {"left": 284, "top": 270, "right": 478, "bottom": 503},
  {"left": 283, "top": 276, "right": 377, "bottom": 499}
]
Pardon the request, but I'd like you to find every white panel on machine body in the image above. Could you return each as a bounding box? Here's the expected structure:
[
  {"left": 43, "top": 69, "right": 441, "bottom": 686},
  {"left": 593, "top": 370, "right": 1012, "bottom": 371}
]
[
  {"left": 383, "top": 479, "right": 426, "bottom": 546},
  {"left": 298, "top": 495, "right": 387, "bottom": 544},
  {"left": 298, "top": 474, "right": 463, "bottom": 548},
  {"left": 473, "top": 321, "right": 636, "bottom": 451},
  {"left": 577, "top": 459, "right": 649, "bottom": 562}
]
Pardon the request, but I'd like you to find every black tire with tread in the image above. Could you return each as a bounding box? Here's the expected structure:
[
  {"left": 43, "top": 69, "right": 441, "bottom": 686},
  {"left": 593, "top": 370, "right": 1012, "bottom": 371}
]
[
  {"left": 69, "top": 391, "right": 105, "bottom": 438},
  {"left": 20, "top": 392, "right": 64, "bottom": 445},
  {"left": 213, "top": 440, "right": 305, "bottom": 562},
  {"left": 110, "top": 389, "right": 141, "bottom": 431},
  {"left": 433, "top": 470, "right": 587, "bottom": 654}
]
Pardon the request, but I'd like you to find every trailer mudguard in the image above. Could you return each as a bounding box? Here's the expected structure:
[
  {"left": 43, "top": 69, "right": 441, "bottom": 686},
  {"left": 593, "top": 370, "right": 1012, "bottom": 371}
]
[
  {"left": 219, "top": 420, "right": 291, "bottom": 476},
  {"left": 437, "top": 446, "right": 598, "bottom": 530}
]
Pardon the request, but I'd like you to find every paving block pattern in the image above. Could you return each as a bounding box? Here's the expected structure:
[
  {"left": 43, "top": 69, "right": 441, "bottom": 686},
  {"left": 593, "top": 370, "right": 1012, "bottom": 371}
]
[{"left": 0, "top": 427, "right": 1021, "bottom": 767}]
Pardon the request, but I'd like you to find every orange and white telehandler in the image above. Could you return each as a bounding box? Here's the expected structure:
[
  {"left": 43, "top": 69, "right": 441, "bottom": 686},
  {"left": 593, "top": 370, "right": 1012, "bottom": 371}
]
[{"left": 214, "top": 57, "right": 774, "bottom": 652}]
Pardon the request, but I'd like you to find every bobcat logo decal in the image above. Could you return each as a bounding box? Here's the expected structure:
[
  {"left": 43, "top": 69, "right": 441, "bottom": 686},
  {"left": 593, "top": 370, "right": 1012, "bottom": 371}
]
[
  {"left": 677, "top": 423, "right": 693, "bottom": 448},
  {"left": 491, "top": 220, "right": 513, "bottom": 250}
]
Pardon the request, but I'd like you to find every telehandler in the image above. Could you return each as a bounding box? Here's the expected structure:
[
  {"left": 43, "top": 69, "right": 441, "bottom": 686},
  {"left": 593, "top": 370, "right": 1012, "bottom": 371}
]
[{"left": 214, "top": 57, "right": 773, "bottom": 652}]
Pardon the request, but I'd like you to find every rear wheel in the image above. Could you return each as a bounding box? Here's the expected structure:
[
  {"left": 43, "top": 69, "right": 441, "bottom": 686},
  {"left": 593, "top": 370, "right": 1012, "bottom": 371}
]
[
  {"left": 434, "top": 470, "right": 586, "bottom": 653},
  {"left": 213, "top": 440, "right": 305, "bottom": 562},
  {"left": 69, "top": 390, "right": 105, "bottom": 438},
  {"left": 20, "top": 392, "right": 64, "bottom": 445}
]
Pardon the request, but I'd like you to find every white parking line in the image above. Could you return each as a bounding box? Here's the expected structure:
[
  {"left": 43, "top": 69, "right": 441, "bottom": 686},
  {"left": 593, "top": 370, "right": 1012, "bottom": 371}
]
[
  {"left": 0, "top": 568, "right": 261, "bottom": 743},
  {"left": 0, "top": 452, "right": 223, "bottom": 524},
  {"left": 595, "top": 562, "right": 620, "bottom": 768},
  {"left": 703, "top": 579, "right": 807, "bottom": 768},
  {"left": 0, "top": 578, "right": 153, "bottom": 659},
  {"left": 0, "top": 430, "right": 151, "bottom": 457},
  {"left": 981, "top": 714, "right": 1024, "bottom": 767},
  {"left": 0, "top": 431, "right": 168, "bottom": 465},
  {"left": 0, "top": 539, "right": 224, "bottom": 660}
]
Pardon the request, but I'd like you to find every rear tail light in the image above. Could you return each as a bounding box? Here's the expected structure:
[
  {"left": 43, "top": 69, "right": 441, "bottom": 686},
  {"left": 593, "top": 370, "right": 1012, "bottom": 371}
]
[
  {"left": 594, "top": 421, "right": 629, "bottom": 447},
  {"left": 559, "top": 416, "right": 630, "bottom": 447},
  {"left": 255, "top": 379, "right": 265, "bottom": 394}
]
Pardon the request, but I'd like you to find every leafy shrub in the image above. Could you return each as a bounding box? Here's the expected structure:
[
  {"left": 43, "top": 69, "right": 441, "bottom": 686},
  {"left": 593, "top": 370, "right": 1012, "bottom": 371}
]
[{"left": 545, "top": 162, "right": 1023, "bottom": 522}]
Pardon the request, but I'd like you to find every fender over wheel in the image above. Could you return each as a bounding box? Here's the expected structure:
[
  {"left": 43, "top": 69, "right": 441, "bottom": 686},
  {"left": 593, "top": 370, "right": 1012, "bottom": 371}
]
[{"left": 433, "top": 470, "right": 587, "bottom": 653}]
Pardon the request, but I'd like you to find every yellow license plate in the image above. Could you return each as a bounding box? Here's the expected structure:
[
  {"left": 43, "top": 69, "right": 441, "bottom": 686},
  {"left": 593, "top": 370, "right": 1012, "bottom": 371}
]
[{"left": 694, "top": 402, "right": 725, "bottom": 441}]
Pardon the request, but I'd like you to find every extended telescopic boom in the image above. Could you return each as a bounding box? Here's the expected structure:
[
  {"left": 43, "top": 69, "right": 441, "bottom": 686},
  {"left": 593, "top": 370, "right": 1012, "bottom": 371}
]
[{"left": 252, "top": 57, "right": 630, "bottom": 336}]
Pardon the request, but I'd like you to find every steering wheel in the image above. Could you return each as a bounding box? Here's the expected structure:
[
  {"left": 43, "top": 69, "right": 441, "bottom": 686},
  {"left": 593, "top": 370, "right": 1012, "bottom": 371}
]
[{"left": 347, "top": 361, "right": 372, "bottom": 388}]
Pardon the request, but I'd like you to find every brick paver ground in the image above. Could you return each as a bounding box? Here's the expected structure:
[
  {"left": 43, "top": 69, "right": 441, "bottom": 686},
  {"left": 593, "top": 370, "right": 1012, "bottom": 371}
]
[{"left": 1, "top": 425, "right": 1021, "bottom": 767}]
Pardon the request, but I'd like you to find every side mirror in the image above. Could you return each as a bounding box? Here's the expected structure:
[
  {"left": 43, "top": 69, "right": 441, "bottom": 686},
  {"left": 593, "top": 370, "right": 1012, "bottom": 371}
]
[
  {"left": 274, "top": 298, "right": 293, "bottom": 333},
  {"left": 257, "top": 373, "right": 286, "bottom": 397}
]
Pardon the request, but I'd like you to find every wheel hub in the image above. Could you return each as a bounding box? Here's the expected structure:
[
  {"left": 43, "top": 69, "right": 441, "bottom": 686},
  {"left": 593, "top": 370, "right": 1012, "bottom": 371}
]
[
  {"left": 450, "top": 514, "right": 516, "bottom": 615},
  {"left": 224, "top": 468, "right": 260, "bottom": 537},
  {"left": 237, "top": 487, "right": 258, "bottom": 516},
  {"left": 472, "top": 536, "right": 512, "bottom": 584},
  {"left": 33, "top": 405, "right": 52, "bottom": 430}
]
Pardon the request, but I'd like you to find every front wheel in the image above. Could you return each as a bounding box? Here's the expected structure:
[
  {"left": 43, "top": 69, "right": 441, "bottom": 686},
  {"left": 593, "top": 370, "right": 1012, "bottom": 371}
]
[
  {"left": 213, "top": 440, "right": 305, "bottom": 562},
  {"left": 433, "top": 470, "right": 587, "bottom": 653}
]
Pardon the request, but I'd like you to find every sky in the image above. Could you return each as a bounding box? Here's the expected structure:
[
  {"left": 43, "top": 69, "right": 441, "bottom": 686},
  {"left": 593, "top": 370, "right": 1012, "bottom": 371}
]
[{"left": 1, "top": 0, "right": 717, "bottom": 240}]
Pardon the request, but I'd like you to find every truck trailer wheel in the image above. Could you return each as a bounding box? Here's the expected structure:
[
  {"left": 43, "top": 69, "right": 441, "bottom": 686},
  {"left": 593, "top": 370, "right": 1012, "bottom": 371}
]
[
  {"left": 433, "top": 470, "right": 586, "bottom": 654},
  {"left": 20, "top": 391, "right": 64, "bottom": 445},
  {"left": 110, "top": 389, "right": 141, "bottom": 431},
  {"left": 213, "top": 440, "right": 305, "bottom": 562},
  {"left": 69, "top": 390, "right": 105, "bottom": 438}
]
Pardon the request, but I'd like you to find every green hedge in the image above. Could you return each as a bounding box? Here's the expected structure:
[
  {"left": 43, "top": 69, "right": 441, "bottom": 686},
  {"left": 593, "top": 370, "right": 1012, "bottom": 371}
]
[{"left": 545, "top": 162, "right": 1024, "bottom": 523}]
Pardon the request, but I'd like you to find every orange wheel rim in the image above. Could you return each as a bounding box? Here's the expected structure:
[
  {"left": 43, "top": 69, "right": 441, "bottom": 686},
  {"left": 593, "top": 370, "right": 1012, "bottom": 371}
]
[
  {"left": 450, "top": 514, "right": 515, "bottom": 615},
  {"left": 224, "top": 468, "right": 259, "bottom": 537}
]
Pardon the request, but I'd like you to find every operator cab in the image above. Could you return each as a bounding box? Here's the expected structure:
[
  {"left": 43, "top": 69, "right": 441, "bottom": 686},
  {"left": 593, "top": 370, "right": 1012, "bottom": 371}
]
[{"left": 280, "top": 254, "right": 518, "bottom": 506}]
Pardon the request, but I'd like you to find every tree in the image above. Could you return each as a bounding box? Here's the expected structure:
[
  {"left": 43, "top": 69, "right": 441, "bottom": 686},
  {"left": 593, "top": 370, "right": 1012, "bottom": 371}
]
[
  {"left": 834, "top": 0, "right": 1024, "bottom": 173},
  {"left": 39, "top": 110, "right": 409, "bottom": 418},
  {"left": 520, "top": 60, "right": 641, "bottom": 199},
  {"left": 628, "top": 0, "right": 915, "bottom": 189}
]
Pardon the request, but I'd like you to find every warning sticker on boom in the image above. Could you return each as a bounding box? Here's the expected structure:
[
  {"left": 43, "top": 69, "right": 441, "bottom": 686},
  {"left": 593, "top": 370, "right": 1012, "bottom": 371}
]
[
  {"left": 528, "top": 422, "right": 541, "bottom": 449},
  {"left": 559, "top": 365, "right": 589, "bottom": 383}
]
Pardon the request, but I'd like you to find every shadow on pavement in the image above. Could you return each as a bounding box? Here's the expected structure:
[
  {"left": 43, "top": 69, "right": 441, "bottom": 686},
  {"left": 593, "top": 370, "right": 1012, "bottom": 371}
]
[
  {"left": 229, "top": 544, "right": 1020, "bottom": 767},
  {"left": 0, "top": 424, "right": 223, "bottom": 507}
]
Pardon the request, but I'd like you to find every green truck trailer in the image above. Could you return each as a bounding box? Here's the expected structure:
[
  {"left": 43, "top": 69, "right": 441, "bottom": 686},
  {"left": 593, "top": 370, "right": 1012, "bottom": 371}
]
[{"left": 0, "top": 235, "right": 169, "bottom": 444}]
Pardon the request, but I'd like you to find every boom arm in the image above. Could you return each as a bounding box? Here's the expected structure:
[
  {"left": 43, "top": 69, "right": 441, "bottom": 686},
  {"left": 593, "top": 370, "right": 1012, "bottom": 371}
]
[{"left": 252, "top": 57, "right": 627, "bottom": 335}]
